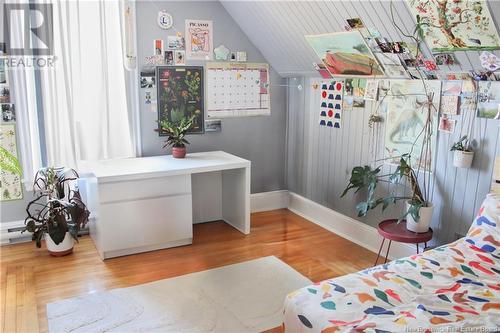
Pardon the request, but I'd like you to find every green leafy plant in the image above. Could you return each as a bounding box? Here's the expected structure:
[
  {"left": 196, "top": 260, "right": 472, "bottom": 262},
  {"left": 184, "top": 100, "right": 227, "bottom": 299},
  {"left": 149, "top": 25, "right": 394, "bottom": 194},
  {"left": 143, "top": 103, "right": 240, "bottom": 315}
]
[
  {"left": 450, "top": 135, "right": 472, "bottom": 152},
  {"left": 341, "top": 154, "right": 427, "bottom": 222},
  {"left": 23, "top": 167, "right": 90, "bottom": 248},
  {"left": 158, "top": 115, "right": 195, "bottom": 148}
]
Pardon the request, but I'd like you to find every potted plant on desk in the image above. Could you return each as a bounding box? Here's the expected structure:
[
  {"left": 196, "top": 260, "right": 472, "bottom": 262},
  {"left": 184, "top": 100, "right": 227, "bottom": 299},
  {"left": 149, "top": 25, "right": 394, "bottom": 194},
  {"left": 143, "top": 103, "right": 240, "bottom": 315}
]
[
  {"left": 24, "top": 167, "right": 90, "bottom": 256},
  {"left": 158, "top": 115, "right": 195, "bottom": 158}
]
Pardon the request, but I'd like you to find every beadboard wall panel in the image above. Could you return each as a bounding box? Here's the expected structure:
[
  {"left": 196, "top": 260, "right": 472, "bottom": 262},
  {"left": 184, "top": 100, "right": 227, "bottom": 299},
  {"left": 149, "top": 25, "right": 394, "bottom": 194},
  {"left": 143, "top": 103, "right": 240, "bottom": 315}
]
[
  {"left": 286, "top": 77, "right": 499, "bottom": 246},
  {"left": 222, "top": 1, "right": 500, "bottom": 77}
]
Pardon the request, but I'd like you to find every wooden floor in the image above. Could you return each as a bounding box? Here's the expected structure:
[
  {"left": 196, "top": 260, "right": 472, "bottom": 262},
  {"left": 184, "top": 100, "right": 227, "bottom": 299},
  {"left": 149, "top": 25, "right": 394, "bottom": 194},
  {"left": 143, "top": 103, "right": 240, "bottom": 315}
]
[{"left": 0, "top": 209, "right": 379, "bottom": 333}]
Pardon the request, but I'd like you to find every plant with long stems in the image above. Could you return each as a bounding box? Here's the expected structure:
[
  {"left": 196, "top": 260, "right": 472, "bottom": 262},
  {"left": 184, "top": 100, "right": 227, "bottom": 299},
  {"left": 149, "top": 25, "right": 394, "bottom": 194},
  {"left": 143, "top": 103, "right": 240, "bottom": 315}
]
[
  {"left": 23, "top": 167, "right": 90, "bottom": 248},
  {"left": 342, "top": 2, "right": 439, "bottom": 222}
]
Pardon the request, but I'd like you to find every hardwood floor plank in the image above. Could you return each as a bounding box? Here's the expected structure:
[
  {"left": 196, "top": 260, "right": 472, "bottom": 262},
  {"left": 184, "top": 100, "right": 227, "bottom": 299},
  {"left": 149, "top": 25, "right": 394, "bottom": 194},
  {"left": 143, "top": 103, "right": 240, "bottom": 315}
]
[{"left": 0, "top": 209, "right": 378, "bottom": 333}]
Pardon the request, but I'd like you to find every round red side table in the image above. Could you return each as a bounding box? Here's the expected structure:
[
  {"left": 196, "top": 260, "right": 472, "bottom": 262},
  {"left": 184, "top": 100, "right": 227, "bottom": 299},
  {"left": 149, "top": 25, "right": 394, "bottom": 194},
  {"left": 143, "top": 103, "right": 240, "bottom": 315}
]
[{"left": 374, "top": 219, "right": 433, "bottom": 266}]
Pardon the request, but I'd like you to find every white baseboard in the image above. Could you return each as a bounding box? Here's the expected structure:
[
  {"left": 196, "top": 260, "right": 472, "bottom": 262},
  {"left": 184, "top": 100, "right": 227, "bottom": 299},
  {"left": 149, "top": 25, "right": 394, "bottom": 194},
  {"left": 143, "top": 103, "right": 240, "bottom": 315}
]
[
  {"left": 250, "top": 190, "right": 289, "bottom": 213},
  {"left": 288, "top": 192, "right": 417, "bottom": 260}
]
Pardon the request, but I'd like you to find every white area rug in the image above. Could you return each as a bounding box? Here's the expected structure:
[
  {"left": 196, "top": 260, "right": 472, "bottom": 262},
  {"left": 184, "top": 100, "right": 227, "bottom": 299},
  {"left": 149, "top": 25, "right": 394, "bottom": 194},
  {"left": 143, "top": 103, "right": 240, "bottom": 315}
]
[{"left": 47, "top": 256, "right": 311, "bottom": 333}]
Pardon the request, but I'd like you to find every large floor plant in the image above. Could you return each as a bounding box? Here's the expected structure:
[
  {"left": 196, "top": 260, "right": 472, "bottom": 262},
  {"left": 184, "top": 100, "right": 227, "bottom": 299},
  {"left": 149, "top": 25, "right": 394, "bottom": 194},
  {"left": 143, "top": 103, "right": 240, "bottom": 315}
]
[
  {"left": 24, "top": 167, "right": 89, "bottom": 248},
  {"left": 342, "top": 2, "right": 439, "bottom": 226}
]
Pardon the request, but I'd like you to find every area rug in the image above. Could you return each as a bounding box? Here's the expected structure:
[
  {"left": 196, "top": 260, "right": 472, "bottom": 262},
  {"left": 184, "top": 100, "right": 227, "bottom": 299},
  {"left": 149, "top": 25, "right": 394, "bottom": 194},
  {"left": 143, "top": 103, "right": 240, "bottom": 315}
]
[{"left": 47, "top": 256, "right": 311, "bottom": 333}]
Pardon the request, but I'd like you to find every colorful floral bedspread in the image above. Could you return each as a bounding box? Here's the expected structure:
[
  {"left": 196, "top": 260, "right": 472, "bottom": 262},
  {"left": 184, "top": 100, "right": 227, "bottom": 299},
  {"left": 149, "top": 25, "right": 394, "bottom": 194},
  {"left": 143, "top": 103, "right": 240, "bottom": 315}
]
[{"left": 284, "top": 194, "right": 500, "bottom": 332}]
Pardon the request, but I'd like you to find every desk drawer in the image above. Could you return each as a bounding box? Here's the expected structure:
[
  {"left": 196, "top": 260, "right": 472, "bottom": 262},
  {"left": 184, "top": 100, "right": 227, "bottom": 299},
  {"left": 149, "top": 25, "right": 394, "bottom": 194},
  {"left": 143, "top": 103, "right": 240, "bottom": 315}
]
[{"left": 98, "top": 174, "right": 191, "bottom": 204}]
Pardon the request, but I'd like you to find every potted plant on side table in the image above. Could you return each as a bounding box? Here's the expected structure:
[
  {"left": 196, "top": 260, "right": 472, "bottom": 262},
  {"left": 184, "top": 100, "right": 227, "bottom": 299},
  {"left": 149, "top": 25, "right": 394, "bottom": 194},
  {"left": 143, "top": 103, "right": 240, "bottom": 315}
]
[
  {"left": 24, "top": 167, "right": 90, "bottom": 256},
  {"left": 341, "top": 154, "right": 433, "bottom": 233},
  {"left": 451, "top": 135, "right": 474, "bottom": 168},
  {"left": 157, "top": 115, "right": 195, "bottom": 159}
]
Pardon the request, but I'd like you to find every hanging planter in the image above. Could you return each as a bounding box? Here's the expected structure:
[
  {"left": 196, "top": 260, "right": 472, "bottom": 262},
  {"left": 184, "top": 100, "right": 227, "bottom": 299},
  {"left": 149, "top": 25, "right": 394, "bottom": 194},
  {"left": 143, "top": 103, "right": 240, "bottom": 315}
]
[{"left": 451, "top": 135, "right": 474, "bottom": 169}]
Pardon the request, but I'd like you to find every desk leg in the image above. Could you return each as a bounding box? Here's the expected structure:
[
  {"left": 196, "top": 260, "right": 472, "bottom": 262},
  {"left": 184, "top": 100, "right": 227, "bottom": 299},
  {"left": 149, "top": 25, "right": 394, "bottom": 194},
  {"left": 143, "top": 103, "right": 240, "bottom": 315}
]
[
  {"left": 384, "top": 240, "right": 392, "bottom": 264},
  {"left": 374, "top": 238, "right": 385, "bottom": 266},
  {"left": 222, "top": 167, "right": 250, "bottom": 234}
]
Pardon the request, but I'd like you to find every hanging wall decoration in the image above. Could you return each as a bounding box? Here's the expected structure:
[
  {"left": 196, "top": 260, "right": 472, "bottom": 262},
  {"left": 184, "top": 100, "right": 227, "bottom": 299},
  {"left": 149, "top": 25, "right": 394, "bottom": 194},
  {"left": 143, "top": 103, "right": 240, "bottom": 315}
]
[
  {"left": 440, "top": 80, "right": 462, "bottom": 115},
  {"left": 406, "top": 0, "right": 500, "bottom": 52},
  {"left": 0, "top": 124, "right": 23, "bottom": 201},
  {"left": 364, "top": 79, "right": 379, "bottom": 100},
  {"left": 344, "top": 78, "right": 366, "bottom": 108},
  {"left": 305, "top": 31, "right": 385, "bottom": 77},
  {"left": 480, "top": 51, "right": 500, "bottom": 71},
  {"left": 185, "top": 19, "right": 213, "bottom": 60},
  {"left": 167, "top": 35, "right": 185, "bottom": 50},
  {"left": 157, "top": 66, "right": 204, "bottom": 134},
  {"left": 214, "top": 45, "right": 230, "bottom": 61},
  {"left": 319, "top": 80, "right": 343, "bottom": 129},
  {"left": 384, "top": 80, "right": 441, "bottom": 171},
  {"left": 438, "top": 116, "right": 456, "bottom": 133},
  {"left": 477, "top": 81, "right": 500, "bottom": 119}
]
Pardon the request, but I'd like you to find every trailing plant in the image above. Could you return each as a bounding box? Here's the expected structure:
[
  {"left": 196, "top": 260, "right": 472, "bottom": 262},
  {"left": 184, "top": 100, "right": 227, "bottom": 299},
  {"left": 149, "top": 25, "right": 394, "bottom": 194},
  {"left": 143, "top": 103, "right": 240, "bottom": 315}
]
[
  {"left": 341, "top": 153, "right": 426, "bottom": 221},
  {"left": 368, "top": 114, "right": 383, "bottom": 128},
  {"left": 158, "top": 115, "right": 195, "bottom": 148},
  {"left": 450, "top": 135, "right": 473, "bottom": 152},
  {"left": 24, "top": 167, "right": 90, "bottom": 248}
]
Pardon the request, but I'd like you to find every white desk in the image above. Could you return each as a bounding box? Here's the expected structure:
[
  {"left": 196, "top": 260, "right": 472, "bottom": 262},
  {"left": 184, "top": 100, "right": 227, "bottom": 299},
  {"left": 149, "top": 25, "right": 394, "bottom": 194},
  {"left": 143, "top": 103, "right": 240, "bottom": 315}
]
[{"left": 79, "top": 151, "right": 251, "bottom": 259}]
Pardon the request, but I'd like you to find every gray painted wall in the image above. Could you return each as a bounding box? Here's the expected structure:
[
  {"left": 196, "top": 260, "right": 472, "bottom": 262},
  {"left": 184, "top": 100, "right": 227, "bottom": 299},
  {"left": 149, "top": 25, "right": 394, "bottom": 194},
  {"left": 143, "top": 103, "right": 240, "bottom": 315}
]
[
  {"left": 286, "top": 77, "right": 500, "bottom": 246},
  {"left": 136, "top": 1, "right": 287, "bottom": 193}
]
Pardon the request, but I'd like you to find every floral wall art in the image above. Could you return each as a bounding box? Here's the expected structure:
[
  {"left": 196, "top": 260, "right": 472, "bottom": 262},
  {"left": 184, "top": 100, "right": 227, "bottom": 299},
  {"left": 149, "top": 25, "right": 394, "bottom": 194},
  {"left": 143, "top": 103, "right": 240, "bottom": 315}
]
[
  {"left": 0, "top": 124, "right": 23, "bottom": 201},
  {"left": 406, "top": 0, "right": 500, "bottom": 52},
  {"left": 157, "top": 66, "right": 204, "bottom": 134}
]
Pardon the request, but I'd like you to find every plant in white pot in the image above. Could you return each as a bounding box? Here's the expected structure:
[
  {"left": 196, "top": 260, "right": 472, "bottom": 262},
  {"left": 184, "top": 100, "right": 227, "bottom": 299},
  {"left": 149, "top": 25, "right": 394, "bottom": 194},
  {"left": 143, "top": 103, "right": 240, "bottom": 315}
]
[
  {"left": 341, "top": 153, "right": 433, "bottom": 233},
  {"left": 451, "top": 135, "right": 474, "bottom": 168},
  {"left": 23, "top": 167, "right": 90, "bottom": 256}
]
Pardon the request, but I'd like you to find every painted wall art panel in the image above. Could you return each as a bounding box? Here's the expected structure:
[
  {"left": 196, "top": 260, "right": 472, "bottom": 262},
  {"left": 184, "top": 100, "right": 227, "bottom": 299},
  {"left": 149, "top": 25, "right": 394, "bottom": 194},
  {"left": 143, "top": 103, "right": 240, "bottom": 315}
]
[
  {"left": 156, "top": 66, "right": 204, "bottom": 134},
  {"left": 406, "top": 0, "right": 500, "bottom": 52},
  {"left": 305, "top": 31, "right": 385, "bottom": 77},
  {"left": 384, "top": 80, "right": 441, "bottom": 171},
  {"left": 206, "top": 62, "right": 270, "bottom": 118},
  {"left": 319, "top": 80, "right": 343, "bottom": 129},
  {"left": 0, "top": 124, "right": 23, "bottom": 201}
]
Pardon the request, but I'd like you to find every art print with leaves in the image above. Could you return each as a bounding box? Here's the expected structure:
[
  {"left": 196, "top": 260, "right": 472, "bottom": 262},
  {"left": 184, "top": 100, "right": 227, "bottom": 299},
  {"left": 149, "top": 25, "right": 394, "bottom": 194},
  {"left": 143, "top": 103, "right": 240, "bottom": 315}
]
[
  {"left": 157, "top": 66, "right": 204, "bottom": 134},
  {"left": 406, "top": 0, "right": 500, "bottom": 52}
]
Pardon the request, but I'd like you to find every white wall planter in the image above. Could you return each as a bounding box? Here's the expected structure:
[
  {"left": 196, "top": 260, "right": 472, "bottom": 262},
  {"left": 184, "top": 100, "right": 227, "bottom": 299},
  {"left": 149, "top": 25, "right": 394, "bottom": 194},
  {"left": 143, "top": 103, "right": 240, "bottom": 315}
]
[
  {"left": 406, "top": 201, "right": 434, "bottom": 233},
  {"left": 453, "top": 150, "right": 474, "bottom": 168},
  {"left": 45, "top": 232, "right": 74, "bottom": 256}
]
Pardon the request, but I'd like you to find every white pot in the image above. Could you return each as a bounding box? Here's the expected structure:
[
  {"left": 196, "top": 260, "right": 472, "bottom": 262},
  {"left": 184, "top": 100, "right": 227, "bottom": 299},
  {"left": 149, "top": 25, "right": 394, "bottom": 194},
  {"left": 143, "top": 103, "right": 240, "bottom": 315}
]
[
  {"left": 45, "top": 232, "right": 74, "bottom": 256},
  {"left": 405, "top": 201, "right": 434, "bottom": 233},
  {"left": 453, "top": 150, "right": 474, "bottom": 168}
]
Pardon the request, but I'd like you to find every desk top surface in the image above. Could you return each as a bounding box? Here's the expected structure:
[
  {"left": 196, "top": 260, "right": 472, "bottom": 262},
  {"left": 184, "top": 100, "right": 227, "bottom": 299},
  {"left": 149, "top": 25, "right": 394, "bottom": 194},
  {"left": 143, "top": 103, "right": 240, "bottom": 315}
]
[{"left": 79, "top": 151, "right": 250, "bottom": 182}]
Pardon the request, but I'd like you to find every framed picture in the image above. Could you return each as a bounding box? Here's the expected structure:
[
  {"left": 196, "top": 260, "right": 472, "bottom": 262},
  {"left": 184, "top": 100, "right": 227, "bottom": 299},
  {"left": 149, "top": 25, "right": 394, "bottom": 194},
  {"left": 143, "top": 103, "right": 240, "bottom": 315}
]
[
  {"left": 306, "top": 31, "right": 385, "bottom": 77},
  {"left": 156, "top": 66, "right": 204, "bottom": 134}
]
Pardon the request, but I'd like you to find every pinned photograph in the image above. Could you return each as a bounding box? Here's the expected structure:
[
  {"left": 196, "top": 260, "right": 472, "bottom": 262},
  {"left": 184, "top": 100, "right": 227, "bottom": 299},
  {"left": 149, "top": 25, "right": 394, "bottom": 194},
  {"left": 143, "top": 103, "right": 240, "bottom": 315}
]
[
  {"left": 364, "top": 80, "right": 379, "bottom": 100},
  {"left": 174, "top": 50, "right": 186, "bottom": 65},
  {"left": 438, "top": 117, "right": 456, "bottom": 134},
  {"left": 1, "top": 104, "right": 16, "bottom": 122},
  {"left": 167, "top": 35, "right": 185, "bottom": 50},
  {"left": 164, "top": 50, "right": 174, "bottom": 65},
  {"left": 205, "top": 119, "right": 222, "bottom": 133},
  {"left": 0, "top": 86, "right": 10, "bottom": 103},
  {"left": 346, "top": 18, "right": 369, "bottom": 37},
  {"left": 434, "top": 53, "right": 457, "bottom": 66},
  {"left": 229, "top": 51, "right": 237, "bottom": 61},
  {"left": 145, "top": 91, "right": 152, "bottom": 105},
  {"left": 153, "top": 39, "right": 164, "bottom": 56},
  {"left": 236, "top": 51, "right": 247, "bottom": 62},
  {"left": 140, "top": 69, "right": 155, "bottom": 88},
  {"left": 0, "top": 60, "right": 7, "bottom": 84}
]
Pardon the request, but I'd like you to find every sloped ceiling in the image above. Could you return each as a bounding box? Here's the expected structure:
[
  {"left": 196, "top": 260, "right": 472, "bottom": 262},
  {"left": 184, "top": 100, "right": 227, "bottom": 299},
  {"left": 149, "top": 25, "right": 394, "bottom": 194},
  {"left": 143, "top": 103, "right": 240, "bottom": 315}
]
[{"left": 221, "top": 1, "right": 500, "bottom": 77}]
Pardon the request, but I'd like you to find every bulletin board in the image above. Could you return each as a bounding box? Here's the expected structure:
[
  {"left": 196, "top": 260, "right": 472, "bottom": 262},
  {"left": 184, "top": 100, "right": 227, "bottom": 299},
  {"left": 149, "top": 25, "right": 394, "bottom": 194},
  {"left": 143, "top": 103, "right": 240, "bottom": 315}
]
[{"left": 206, "top": 62, "right": 270, "bottom": 118}]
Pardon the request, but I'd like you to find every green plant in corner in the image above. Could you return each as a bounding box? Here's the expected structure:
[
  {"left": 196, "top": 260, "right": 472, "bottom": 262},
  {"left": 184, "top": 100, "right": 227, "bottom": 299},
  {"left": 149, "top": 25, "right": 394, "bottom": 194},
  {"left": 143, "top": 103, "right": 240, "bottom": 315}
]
[
  {"left": 158, "top": 115, "right": 195, "bottom": 148},
  {"left": 23, "top": 167, "right": 90, "bottom": 248}
]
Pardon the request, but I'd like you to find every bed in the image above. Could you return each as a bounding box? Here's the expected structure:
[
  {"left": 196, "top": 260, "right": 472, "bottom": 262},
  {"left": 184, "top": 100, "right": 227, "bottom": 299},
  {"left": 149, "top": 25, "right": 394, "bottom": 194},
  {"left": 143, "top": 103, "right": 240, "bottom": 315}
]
[{"left": 283, "top": 193, "right": 500, "bottom": 332}]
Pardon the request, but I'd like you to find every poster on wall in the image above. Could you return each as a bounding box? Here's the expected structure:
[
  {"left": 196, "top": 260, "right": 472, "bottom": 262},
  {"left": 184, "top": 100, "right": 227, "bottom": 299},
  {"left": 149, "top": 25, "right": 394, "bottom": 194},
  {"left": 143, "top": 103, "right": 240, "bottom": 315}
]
[
  {"left": 206, "top": 62, "right": 270, "bottom": 118},
  {"left": 305, "top": 31, "right": 385, "bottom": 77},
  {"left": 406, "top": 0, "right": 500, "bottom": 52},
  {"left": 384, "top": 80, "right": 441, "bottom": 171},
  {"left": 477, "top": 81, "right": 500, "bottom": 119},
  {"left": 319, "top": 80, "right": 343, "bottom": 129},
  {"left": 185, "top": 19, "right": 213, "bottom": 60},
  {"left": 0, "top": 124, "right": 23, "bottom": 201},
  {"left": 156, "top": 66, "right": 204, "bottom": 134}
]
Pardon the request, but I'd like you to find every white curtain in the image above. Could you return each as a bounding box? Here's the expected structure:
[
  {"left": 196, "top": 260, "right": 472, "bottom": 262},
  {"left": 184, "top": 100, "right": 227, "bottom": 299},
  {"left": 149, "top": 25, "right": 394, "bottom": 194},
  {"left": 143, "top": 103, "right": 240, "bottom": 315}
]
[{"left": 41, "top": 0, "right": 136, "bottom": 168}]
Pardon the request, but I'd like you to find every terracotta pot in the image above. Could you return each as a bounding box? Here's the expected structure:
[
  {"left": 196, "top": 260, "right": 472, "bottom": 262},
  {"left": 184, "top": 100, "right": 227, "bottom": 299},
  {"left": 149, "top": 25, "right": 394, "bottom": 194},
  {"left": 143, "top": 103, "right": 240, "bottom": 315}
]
[
  {"left": 453, "top": 150, "right": 474, "bottom": 168},
  {"left": 406, "top": 201, "right": 434, "bottom": 233},
  {"left": 172, "top": 146, "right": 186, "bottom": 158},
  {"left": 45, "top": 232, "right": 74, "bottom": 256}
]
